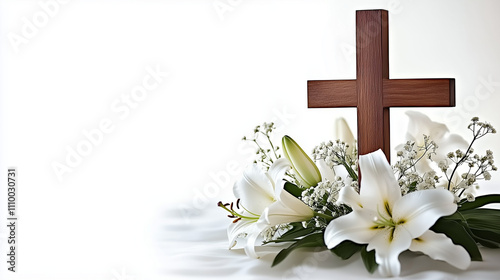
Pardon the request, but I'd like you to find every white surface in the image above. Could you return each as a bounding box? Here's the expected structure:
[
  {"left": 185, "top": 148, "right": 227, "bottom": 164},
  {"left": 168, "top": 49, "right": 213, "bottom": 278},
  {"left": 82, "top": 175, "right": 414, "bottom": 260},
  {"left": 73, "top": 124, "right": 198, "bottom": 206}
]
[
  {"left": 0, "top": 0, "right": 499, "bottom": 279},
  {"left": 157, "top": 206, "right": 500, "bottom": 280}
]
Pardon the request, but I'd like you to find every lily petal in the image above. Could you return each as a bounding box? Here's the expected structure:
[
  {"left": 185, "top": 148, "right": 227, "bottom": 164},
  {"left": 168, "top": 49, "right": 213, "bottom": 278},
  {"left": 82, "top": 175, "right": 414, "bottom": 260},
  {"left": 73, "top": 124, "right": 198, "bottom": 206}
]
[
  {"left": 316, "top": 159, "right": 336, "bottom": 182},
  {"left": 359, "top": 149, "right": 401, "bottom": 216},
  {"left": 338, "top": 186, "right": 363, "bottom": 210},
  {"left": 266, "top": 158, "right": 292, "bottom": 198},
  {"left": 244, "top": 231, "right": 261, "bottom": 259},
  {"left": 324, "top": 209, "right": 379, "bottom": 249},
  {"left": 262, "top": 187, "right": 314, "bottom": 227},
  {"left": 405, "top": 111, "right": 449, "bottom": 140},
  {"left": 410, "top": 230, "right": 471, "bottom": 270},
  {"left": 233, "top": 164, "right": 275, "bottom": 215},
  {"left": 433, "top": 133, "right": 469, "bottom": 163},
  {"left": 367, "top": 226, "right": 412, "bottom": 277},
  {"left": 332, "top": 164, "right": 350, "bottom": 181},
  {"left": 227, "top": 217, "right": 257, "bottom": 249},
  {"left": 335, "top": 118, "right": 356, "bottom": 154},
  {"left": 392, "top": 189, "right": 457, "bottom": 238}
]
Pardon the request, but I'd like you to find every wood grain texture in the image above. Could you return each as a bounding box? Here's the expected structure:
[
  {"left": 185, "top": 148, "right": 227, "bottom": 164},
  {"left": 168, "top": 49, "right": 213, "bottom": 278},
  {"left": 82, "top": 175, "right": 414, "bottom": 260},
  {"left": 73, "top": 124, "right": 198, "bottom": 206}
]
[
  {"left": 307, "top": 80, "right": 357, "bottom": 107},
  {"left": 384, "top": 79, "right": 455, "bottom": 107},
  {"left": 356, "top": 10, "right": 390, "bottom": 160}
]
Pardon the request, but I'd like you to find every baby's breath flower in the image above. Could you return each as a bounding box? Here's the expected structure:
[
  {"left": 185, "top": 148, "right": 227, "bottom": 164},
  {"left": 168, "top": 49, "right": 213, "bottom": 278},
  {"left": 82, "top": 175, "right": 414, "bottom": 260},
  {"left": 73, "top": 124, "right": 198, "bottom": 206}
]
[
  {"left": 438, "top": 160, "right": 449, "bottom": 172},
  {"left": 466, "top": 193, "right": 475, "bottom": 202},
  {"left": 242, "top": 122, "right": 281, "bottom": 171},
  {"left": 311, "top": 139, "right": 358, "bottom": 181}
]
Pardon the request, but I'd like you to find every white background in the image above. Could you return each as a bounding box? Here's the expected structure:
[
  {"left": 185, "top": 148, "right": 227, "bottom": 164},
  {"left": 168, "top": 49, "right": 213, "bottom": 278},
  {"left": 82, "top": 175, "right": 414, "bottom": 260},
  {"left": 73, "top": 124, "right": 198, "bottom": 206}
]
[{"left": 1, "top": 0, "right": 499, "bottom": 279}]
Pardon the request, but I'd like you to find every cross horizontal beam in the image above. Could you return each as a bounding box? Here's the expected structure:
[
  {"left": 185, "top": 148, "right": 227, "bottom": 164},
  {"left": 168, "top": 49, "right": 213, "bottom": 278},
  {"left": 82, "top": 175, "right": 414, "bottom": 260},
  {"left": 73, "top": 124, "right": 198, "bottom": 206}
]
[{"left": 308, "top": 79, "right": 455, "bottom": 108}]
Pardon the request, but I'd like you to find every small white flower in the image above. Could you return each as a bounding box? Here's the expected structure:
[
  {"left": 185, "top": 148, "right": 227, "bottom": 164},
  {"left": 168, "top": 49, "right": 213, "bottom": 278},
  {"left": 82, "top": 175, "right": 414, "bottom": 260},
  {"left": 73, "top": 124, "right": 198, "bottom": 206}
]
[
  {"left": 466, "top": 193, "right": 475, "bottom": 202},
  {"left": 438, "top": 160, "right": 449, "bottom": 172}
]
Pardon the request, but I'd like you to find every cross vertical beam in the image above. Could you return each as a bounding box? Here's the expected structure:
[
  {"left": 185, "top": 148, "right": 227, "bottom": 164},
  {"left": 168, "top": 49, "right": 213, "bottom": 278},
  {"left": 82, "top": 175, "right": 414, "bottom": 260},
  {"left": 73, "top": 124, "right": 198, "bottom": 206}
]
[{"left": 356, "top": 10, "right": 390, "bottom": 159}]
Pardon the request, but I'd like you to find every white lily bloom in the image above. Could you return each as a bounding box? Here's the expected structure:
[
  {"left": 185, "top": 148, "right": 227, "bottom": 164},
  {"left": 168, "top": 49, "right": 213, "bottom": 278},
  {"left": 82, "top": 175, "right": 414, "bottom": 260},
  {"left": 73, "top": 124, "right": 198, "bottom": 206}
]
[
  {"left": 324, "top": 149, "right": 470, "bottom": 277},
  {"left": 399, "top": 111, "right": 468, "bottom": 172},
  {"left": 228, "top": 158, "right": 314, "bottom": 258}
]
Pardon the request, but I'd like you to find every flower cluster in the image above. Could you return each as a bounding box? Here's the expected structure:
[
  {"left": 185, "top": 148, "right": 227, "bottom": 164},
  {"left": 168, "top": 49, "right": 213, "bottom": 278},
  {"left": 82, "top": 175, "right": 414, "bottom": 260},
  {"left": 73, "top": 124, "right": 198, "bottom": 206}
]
[
  {"left": 394, "top": 136, "right": 439, "bottom": 194},
  {"left": 301, "top": 178, "right": 351, "bottom": 228},
  {"left": 394, "top": 116, "right": 497, "bottom": 202},
  {"left": 218, "top": 113, "right": 500, "bottom": 277},
  {"left": 312, "top": 140, "right": 358, "bottom": 182},
  {"left": 242, "top": 122, "right": 281, "bottom": 170}
]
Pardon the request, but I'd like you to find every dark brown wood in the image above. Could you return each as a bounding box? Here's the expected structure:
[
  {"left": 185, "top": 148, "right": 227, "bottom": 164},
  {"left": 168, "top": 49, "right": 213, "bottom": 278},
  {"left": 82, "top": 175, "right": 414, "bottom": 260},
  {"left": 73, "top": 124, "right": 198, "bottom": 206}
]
[{"left": 307, "top": 9, "right": 455, "bottom": 163}]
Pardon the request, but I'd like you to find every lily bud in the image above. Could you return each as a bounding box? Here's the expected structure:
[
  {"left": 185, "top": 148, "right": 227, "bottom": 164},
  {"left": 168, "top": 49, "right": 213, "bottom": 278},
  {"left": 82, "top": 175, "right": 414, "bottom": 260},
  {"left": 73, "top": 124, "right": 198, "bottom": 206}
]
[
  {"left": 335, "top": 118, "right": 356, "bottom": 155},
  {"left": 282, "top": 135, "right": 321, "bottom": 188}
]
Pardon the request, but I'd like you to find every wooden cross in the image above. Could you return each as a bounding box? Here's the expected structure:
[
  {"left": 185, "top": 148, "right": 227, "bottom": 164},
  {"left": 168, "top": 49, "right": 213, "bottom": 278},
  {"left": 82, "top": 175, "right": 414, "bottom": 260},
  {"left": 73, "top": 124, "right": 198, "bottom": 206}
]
[{"left": 308, "top": 10, "right": 455, "bottom": 161}]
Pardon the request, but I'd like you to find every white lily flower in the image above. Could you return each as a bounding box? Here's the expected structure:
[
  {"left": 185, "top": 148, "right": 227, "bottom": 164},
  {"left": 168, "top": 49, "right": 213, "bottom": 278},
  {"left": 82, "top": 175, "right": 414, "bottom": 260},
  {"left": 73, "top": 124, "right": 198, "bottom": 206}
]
[
  {"left": 324, "top": 149, "right": 470, "bottom": 277},
  {"left": 399, "top": 111, "right": 468, "bottom": 172},
  {"left": 228, "top": 158, "right": 314, "bottom": 258}
]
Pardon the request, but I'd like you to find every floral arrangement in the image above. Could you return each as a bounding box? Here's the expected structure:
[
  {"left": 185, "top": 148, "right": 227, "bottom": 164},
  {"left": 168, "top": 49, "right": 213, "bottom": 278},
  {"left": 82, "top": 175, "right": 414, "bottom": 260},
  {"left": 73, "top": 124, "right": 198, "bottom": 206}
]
[{"left": 217, "top": 112, "right": 499, "bottom": 277}]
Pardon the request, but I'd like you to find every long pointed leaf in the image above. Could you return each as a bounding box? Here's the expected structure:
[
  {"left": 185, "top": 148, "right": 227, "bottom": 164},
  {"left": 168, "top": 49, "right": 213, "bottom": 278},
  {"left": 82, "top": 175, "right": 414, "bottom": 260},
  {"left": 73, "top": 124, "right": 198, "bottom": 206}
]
[
  {"left": 272, "top": 233, "right": 326, "bottom": 267},
  {"left": 330, "top": 240, "right": 363, "bottom": 260},
  {"left": 272, "top": 222, "right": 319, "bottom": 241},
  {"left": 284, "top": 182, "right": 304, "bottom": 198},
  {"left": 360, "top": 246, "right": 378, "bottom": 274},
  {"left": 461, "top": 209, "right": 500, "bottom": 234},
  {"left": 469, "top": 229, "right": 500, "bottom": 248},
  {"left": 458, "top": 194, "right": 500, "bottom": 211}
]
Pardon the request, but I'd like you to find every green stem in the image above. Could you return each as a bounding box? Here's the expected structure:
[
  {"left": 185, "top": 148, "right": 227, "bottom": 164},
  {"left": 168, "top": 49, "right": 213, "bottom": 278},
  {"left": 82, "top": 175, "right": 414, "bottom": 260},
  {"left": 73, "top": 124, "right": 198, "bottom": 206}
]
[
  {"left": 218, "top": 203, "right": 259, "bottom": 220},
  {"left": 448, "top": 137, "right": 476, "bottom": 191},
  {"left": 264, "top": 133, "right": 280, "bottom": 160},
  {"left": 314, "top": 211, "right": 333, "bottom": 221},
  {"left": 253, "top": 139, "right": 274, "bottom": 164},
  {"left": 334, "top": 151, "right": 358, "bottom": 181}
]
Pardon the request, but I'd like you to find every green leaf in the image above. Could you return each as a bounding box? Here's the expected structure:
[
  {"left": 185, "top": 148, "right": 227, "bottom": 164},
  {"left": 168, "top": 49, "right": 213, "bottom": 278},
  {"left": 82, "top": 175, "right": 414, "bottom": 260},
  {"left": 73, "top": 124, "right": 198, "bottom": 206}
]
[
  {"left": 270, "top": 223, "right": 318, "bottom": 242},
  {"left": 284, "top": 182, "right": 304, "bottom": 198},
  {"left": 330, "top": 240, "right": 363, "bottom": 260},
  {"left": 460, "top": 209, "right": 500, "bottom": 234},
  {"left": 441, "top": 211, "right": 466, "bottom": 222},
  {"left": 469, "top": 229, "right": 500, "bottom": 248},
  {"left": 360, "top": 246, "right": 378, "bottom": 274},
  {"left": 431, "top": 219, "right": 482, "bottom": 261},
  {"left": 272, "top": 233, "right": 325, "bottom": 267},
  {"left": 458, "top": 194, "right": 500, "bottom": 211}
]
